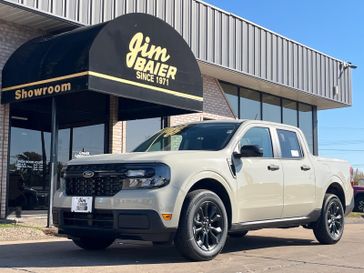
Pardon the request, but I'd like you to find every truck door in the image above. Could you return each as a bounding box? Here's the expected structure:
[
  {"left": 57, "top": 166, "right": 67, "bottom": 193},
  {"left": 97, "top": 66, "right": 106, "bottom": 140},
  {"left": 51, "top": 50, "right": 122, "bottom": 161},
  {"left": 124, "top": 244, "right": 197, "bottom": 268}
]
[
  {"left": 276, "top": 129, "right": 316, "bottom": 217},
  {"left": 234, "top": 126, "right": 284, "bottom": 222}
]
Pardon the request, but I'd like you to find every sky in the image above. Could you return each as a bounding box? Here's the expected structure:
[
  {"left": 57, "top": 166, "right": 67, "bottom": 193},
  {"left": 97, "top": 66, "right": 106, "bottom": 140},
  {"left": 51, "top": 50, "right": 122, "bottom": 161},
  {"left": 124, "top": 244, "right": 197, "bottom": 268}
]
[{"left": 206, "top": 0, "right": 364, "bottom": 170}]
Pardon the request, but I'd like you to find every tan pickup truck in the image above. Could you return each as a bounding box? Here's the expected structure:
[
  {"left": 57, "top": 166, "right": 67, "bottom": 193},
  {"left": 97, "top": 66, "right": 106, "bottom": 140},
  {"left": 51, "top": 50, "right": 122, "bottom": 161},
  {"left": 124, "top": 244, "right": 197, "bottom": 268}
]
[{"left": 53, "top": 120, "right": 354, "bottom": 261}]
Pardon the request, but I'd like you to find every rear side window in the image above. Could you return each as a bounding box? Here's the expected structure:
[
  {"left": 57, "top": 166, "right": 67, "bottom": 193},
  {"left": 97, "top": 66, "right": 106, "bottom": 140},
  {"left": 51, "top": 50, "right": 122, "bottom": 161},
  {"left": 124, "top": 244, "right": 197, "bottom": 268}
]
[
  {"left": 277, "top": 129, "right": 303, "bottom": 159},
  {"left": 240, "top": 127, "right": 273, "bottom": 158}
]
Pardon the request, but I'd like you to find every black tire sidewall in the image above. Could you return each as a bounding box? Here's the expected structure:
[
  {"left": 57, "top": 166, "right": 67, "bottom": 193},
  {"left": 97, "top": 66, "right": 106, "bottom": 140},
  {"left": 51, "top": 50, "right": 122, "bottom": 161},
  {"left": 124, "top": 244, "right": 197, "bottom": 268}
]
[
  {"left": 184, "top": 191, "right": 228, "bottom": 259},
  {"left": 323, "top": 195, "right": 345, "bottom": 242}
]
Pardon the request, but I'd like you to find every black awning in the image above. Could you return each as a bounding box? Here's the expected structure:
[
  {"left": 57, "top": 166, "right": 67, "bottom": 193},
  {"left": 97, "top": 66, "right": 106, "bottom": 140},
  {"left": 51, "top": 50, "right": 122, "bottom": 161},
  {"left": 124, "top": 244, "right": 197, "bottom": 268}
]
[{"left": 1, "top": 13, "right": 203, "bottom": 114}]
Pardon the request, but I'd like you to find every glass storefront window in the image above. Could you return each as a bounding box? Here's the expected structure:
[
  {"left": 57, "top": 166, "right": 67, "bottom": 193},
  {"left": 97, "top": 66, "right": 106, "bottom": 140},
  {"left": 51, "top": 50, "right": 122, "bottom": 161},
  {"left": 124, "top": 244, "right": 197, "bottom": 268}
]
[
  {"left": 72, "top": 124, "right": 105, "bottom": 159},
  {"left": 299, "top": 103, "right": 314, "bottom": 153},
  {"left": 220, "top": 82, "right": 239, "bottom": 117},
  {"left": 282, "top": 99, "right": 298, "bottom": 126},
  {"left": 126, "top": 118, "right": 162, "bottom": 152},
  {"left": 262, "top": 94, "right": 281, "bottom": 123},
  {"left": 240, "top": 88, "right": 261, "bottom": 119},
  {"left": 8, "top": 127, "right": 51, "bottom": 210}
]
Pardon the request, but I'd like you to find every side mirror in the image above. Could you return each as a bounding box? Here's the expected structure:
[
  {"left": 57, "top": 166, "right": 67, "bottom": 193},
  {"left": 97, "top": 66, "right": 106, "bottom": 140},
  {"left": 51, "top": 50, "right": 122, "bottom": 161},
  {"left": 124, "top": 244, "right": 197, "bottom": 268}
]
[{"left": 234, "top": 145, "right": 263, "bottom": 158}]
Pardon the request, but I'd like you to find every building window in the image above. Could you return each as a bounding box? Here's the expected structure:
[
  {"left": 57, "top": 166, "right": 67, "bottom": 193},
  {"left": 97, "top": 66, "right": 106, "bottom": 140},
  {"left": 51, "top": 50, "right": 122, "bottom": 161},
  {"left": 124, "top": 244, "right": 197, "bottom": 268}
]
[
  {"left": 282, "top": 99, "right": 298, "bottom": 126},
  {"left": 220, "top": 82, "right": 239, "bottom": 117},
  {"left": 262, "top": 94, "right": 281, "bottom": 123},
  {"left": 126, "top": 117, "right": 163, "bottom": 152},
  {"left": 220, "top": 81, "right": 316, "bottom": 155},
  {"left": 240, "top": 88, "right": 261, "bottom": 119},
  {"left": 299, "top": 103, "right": 314, "bottom": 153}
]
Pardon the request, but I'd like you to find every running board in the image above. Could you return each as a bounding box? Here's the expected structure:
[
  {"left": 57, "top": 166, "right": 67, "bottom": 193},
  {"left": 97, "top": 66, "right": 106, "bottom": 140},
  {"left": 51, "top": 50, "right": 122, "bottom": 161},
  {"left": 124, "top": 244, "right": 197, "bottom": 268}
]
[{"left": 230, "top": 210, "right": 320, "bottom": 232}]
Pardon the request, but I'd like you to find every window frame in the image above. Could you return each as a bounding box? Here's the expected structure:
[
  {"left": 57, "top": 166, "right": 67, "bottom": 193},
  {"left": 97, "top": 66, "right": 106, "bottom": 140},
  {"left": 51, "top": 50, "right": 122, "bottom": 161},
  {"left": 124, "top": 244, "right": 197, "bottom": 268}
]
[
  {"left": 275, "top": 128, "right": 305, "bottom": 160},
  {"left": 237, "top": 126, "right": 277, "bottom": 159}
]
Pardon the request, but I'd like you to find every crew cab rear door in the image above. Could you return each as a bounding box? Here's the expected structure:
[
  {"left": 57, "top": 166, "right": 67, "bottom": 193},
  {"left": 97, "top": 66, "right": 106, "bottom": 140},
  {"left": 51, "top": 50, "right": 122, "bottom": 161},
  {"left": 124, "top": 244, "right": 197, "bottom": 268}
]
[
  {"left": 275, "top": 128, "right": 316, "bottom": 217},
  {"left": 234, "top": 126, "right": 284, "bottom": 222}
]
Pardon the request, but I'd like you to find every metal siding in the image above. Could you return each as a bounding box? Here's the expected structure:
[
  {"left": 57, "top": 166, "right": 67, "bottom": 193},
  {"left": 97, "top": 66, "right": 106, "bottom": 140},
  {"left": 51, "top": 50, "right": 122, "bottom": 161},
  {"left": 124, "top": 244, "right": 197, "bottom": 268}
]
[
  {"left": 235, "top": 17, "right": 241, "bottom": 71},
  {"left": 1, "top": 0, "right": 351, "bottom": 105}
]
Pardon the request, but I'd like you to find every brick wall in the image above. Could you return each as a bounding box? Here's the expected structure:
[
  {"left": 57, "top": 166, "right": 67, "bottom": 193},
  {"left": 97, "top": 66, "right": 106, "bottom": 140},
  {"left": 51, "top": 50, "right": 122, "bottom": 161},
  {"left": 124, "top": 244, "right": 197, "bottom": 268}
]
[
  {"left": 0, "top": 19, "right": 43, "bottom": 218},
  {"left": 109, "top": 96, "right": 125, "bottom": 154},
  {"left": 170, "top": 75, "right": 235, "bottom": 126}
]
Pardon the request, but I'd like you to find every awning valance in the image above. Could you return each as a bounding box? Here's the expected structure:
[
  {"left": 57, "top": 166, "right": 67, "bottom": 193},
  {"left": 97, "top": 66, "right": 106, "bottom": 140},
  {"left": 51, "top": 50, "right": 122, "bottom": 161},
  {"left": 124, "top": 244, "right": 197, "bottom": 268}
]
[{"left": 1, "top": 13, "right": 203, "bottom": 114}]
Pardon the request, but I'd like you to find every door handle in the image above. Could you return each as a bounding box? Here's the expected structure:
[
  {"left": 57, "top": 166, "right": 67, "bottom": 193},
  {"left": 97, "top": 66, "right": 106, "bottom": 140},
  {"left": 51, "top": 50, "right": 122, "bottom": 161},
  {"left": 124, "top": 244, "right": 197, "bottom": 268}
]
[
  {"left": 267, "top": 164, "right": 280, "bottom": 171},
  {"left": 301, "top": 165, "right": 311, "bottom": 171}
]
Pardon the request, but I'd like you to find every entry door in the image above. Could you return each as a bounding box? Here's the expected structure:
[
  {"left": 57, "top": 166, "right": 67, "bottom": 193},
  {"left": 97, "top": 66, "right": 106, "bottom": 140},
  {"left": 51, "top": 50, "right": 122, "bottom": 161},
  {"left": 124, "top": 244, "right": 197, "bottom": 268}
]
[
  {"left": 234, "top": 126, "right": 284, "bottom": 222},
  {"left": 276, "top": 129, "right": 316, "bottom": 217}
]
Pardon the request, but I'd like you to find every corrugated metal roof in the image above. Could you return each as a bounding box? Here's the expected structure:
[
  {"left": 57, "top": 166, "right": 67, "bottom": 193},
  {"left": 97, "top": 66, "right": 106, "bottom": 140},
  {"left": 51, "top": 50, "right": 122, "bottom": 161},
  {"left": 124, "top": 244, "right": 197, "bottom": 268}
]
[{"left": 0, "top": 0, "right": 353, "bottom": 108}]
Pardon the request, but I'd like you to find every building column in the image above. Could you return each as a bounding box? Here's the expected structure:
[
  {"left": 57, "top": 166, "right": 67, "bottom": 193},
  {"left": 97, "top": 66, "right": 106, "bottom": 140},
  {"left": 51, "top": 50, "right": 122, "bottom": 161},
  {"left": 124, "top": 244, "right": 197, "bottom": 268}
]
[
  {"left": 109, "top": 96, "right": 125, "bottom": 153},
  {"left": 0, "top": 104, "right": 10, "bottom": 218}
]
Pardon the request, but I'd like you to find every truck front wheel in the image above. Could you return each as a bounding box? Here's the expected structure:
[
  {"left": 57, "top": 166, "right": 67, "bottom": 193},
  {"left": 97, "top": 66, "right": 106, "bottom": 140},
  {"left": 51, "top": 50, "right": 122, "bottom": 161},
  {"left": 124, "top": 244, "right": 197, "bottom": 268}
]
[
  {"left": 174, "top": 190, "right": 228, "bottom": 261},
  {"left": 313, "top": 193, "right": 344, "bottom": 244},
  {"left": 72, "top": 237, "right": 114, "bottom": 250}
]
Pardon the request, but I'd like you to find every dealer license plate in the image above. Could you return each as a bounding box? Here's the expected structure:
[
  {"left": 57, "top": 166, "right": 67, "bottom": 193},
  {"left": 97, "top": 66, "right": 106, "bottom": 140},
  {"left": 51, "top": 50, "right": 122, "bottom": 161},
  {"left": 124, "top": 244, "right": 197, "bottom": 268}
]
[{"left": 71, "top": 196, "right": 93, "bottom": 213}]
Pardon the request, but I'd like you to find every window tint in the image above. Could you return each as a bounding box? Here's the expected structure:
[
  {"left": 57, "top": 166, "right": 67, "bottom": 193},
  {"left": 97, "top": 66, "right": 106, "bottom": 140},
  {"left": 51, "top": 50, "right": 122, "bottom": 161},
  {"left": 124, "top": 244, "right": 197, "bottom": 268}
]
[
  {"left": 277, "top": 129, "right": 303, "bottom": 158},
  {"left": 240, "top": 127, "right": 273, "bottom": 158}
]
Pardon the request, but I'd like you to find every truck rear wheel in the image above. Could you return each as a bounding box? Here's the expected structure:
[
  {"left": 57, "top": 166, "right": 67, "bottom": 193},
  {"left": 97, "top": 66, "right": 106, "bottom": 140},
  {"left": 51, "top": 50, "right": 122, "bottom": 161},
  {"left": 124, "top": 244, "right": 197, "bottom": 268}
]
[
  {"left": 174, "top": 190, "right": 228, "bottom": 261},
  {"left": 72, "top": 237, "right": 114, "bottom": 250},
  {"left": 313, "top": 193, "right": 344, "bottom": 244}
]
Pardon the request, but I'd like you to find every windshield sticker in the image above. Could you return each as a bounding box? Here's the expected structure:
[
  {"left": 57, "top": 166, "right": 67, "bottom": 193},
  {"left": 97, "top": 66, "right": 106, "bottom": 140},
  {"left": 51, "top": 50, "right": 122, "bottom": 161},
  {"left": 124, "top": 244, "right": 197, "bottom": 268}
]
[
  {"left": 163, "top": 125, "right": 187, "bottom": 137},
  {"left": 291, "top": 150, "right": 300, "bottom": 157}
]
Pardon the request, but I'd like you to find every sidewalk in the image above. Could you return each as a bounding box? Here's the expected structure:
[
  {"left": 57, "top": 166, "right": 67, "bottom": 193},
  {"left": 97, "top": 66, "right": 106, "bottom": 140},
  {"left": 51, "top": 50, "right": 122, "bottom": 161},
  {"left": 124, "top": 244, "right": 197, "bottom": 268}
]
[{"left": 0, "top": 210, "right": 59, "bottom": 241}]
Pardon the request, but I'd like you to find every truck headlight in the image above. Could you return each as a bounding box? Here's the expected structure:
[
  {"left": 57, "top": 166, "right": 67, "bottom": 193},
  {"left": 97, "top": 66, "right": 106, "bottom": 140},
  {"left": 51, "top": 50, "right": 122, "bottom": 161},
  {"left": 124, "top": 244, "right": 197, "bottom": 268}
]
[{"left": 122, "top": 164, "right": 170, "bottom": 190}]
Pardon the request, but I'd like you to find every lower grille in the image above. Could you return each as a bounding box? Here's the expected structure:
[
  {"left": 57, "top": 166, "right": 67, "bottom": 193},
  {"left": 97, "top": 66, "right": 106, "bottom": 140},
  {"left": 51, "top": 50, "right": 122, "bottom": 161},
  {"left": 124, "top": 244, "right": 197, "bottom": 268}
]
[
  {"left": 66, "top": 177, "right": 122, "bottom": 197},
  {"left": 63, "top": 211, "right": 114, "bottom": 229}
]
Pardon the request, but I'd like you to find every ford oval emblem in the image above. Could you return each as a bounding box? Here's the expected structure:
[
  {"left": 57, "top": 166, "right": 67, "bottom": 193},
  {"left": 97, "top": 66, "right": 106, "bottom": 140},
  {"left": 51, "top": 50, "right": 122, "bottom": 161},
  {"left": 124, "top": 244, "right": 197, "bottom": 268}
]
[{"left": 82, "top": 170, "right": 95, "bottom": 179}]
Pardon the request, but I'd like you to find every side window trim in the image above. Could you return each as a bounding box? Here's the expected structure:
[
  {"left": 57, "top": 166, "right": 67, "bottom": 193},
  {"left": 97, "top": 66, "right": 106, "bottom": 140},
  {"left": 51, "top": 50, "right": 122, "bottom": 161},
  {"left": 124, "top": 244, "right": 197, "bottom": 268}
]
[
  {"left": 238, "top": 126, "right": 276, "bottom": 159},
  {"left": 275, "top": 128, "right": 305, "bottom": 160}
]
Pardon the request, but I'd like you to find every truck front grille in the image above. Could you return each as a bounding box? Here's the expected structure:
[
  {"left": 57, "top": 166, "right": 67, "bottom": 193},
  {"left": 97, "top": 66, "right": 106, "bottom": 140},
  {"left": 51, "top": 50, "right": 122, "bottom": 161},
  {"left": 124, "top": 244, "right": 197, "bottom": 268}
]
[{"left": 65, "top": 177, "right": 123, "bottom": 197}]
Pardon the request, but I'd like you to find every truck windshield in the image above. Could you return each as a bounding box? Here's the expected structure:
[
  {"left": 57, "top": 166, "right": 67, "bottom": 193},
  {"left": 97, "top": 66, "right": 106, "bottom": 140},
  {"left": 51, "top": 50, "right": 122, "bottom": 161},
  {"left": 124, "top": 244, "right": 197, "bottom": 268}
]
[{"left": 133, "top": 122, "right": 240, "bottom": 152}]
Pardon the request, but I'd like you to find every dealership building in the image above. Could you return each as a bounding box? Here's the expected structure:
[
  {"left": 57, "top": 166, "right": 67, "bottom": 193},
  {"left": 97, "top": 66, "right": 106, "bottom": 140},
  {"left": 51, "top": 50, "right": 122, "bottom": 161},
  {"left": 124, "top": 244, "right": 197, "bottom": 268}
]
[{"left": 0, "top": 0, "right": 353, "bottom": 218}]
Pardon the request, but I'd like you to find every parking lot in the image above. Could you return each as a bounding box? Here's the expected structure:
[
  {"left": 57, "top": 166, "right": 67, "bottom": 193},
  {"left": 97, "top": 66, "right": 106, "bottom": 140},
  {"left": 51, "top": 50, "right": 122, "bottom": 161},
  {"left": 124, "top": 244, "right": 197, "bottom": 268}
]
[{"left": 1, "top": 221, "right": 364, "bottom": 273}]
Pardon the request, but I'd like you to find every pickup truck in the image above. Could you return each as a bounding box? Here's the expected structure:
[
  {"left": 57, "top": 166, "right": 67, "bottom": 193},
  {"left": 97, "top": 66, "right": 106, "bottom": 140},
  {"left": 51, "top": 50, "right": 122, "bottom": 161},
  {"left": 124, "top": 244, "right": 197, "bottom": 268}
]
[
  {"left": 53, "top": 120, "right": 354, "bottom": 261},
  {"left": 353, "top": 179, "right": 364, "bottom": 212}
]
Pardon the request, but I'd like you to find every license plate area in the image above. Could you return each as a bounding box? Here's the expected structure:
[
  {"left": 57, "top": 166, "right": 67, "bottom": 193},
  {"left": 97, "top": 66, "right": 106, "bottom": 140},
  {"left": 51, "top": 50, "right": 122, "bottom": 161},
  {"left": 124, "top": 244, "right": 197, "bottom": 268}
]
[{"left": 71, "top": 196, "right": 93, "bottom": 213}]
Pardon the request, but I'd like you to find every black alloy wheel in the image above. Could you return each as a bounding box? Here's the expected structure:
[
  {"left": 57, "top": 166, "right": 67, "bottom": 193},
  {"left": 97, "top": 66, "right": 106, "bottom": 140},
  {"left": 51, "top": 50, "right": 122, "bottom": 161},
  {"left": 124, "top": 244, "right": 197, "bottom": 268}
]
[
  {"left": 326, "top": 199, "right": 344, "bottom": 240},
  {"left": 174, "top": 190, "right": 228, "bottom": 261},
  {"left": 313, "top": 193, "right": 345, "bottom": 244},
  {"left": 193, "top": 201, "right": 224, "bottom": 251}
]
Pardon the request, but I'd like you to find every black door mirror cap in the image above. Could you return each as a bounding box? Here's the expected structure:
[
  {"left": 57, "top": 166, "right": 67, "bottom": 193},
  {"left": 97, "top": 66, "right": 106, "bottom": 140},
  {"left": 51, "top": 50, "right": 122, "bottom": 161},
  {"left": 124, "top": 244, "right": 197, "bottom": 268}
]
[{"left": 234, "top": 145, "right": 264, "bottom": 158}]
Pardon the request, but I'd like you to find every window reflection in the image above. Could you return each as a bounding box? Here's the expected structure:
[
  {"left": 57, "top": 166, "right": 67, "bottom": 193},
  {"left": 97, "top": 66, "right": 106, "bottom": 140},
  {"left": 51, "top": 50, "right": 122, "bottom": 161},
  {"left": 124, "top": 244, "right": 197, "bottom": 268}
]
[
  {"left": 220, "top": 82, "right": 239, "bottom": 117},
  {"left": 72, "top": 124, "right": 105, "bottom": 159},
  {"left": 8, "top": 128, "right": 51, "bottom": 210},
  {"left": 126, "top": 118, "right": 162, "bottom": 152},
  {"left": 262, "top": 94, "right": 281, "bottom": 123},
  {"left": 282, "top": 99, "right": 298, "bottom": 126},
  {"left": 299, "top": 103, "right": 314, "bottom": 153},
  {"left": 240, "top": 88, "right": 261, "bottom": 119}
]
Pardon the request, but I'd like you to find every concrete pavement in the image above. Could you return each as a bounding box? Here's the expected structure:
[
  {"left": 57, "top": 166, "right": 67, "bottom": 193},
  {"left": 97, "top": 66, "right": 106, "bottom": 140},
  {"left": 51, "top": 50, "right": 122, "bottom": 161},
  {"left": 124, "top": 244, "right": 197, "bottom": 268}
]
[{"left": 1, "top": 223, "right": 364, "bottom": 273}]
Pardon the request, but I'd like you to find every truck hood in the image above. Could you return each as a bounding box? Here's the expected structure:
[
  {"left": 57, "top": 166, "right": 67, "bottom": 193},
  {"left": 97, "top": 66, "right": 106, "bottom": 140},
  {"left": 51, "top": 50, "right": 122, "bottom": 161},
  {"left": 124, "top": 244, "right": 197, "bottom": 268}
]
[{"left": 67, "top": 150, "right": 225, "bottom": 165}]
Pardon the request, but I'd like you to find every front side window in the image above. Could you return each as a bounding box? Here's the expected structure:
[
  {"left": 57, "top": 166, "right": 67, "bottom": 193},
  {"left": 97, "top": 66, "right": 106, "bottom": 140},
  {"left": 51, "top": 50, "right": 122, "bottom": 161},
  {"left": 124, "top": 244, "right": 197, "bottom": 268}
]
[
  {"left": 134, "top": 122, "right": 240, "bottom": 152},
  {"left": 240, "top": 127, "right": 273, "bottom": 158},
  {"left": 277, "top": 129, "right": 303, "bottom": 159}
]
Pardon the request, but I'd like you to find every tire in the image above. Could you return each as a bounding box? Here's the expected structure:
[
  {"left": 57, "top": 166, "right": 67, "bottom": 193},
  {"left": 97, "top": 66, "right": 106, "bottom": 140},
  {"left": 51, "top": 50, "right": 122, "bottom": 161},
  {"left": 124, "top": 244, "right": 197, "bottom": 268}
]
[
  {"left": 72, "top": 237, "right": 114, "bottom": 250},
  {"left": 313, "top": 193, "right": 345, "bottom": 244},
  {"left": 174, "top": 190, "right": 228, "bottom": 261},
  {"left": 355, "top": 195, "right": 364, "bottom": 213},
  {"left": 229, "top": 230, "right": 248, "bottom": 238}
]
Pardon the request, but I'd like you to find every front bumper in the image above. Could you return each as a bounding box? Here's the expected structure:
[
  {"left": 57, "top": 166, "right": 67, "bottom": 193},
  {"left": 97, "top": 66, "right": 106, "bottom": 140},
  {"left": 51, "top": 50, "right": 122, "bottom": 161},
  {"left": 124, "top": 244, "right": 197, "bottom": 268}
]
[{"left": 53, "top": 208, "right": 176, "bottom": 242}]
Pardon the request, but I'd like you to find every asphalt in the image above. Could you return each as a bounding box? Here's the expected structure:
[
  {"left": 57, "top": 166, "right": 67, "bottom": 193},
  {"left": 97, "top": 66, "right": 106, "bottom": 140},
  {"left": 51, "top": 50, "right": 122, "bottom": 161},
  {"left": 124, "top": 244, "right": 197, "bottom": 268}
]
[{"left": 1, "top": 222, "right": 364, "bottom": 273}]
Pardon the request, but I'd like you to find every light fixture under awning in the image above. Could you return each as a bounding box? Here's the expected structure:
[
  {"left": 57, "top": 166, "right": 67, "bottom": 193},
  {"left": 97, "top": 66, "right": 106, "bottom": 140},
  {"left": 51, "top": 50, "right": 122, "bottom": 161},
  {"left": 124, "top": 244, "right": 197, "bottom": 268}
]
[{"left": 1, "top": 13, "right": 203, "bottom": 115}]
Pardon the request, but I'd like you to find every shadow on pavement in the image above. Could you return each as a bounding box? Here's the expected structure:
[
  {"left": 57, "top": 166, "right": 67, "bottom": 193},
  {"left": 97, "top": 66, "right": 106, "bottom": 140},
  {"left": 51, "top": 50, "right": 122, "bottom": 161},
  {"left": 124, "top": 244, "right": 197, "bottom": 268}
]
[{"left": 0, "top": 235, "right": 315, "bottom": 268}]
